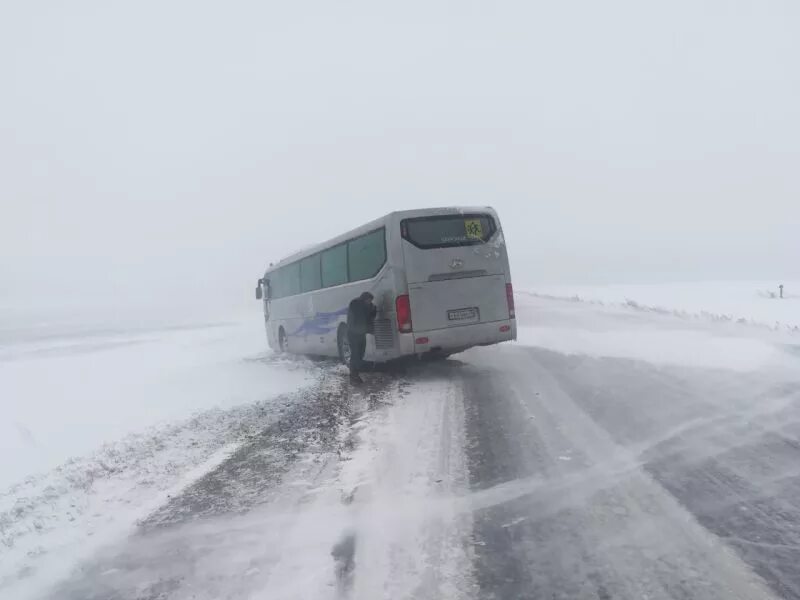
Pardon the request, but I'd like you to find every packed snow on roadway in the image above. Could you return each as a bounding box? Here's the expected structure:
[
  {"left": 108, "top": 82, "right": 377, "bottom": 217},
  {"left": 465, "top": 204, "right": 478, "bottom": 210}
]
[{"left": 1, "top": 284, "right": 799, "bottom": 600}]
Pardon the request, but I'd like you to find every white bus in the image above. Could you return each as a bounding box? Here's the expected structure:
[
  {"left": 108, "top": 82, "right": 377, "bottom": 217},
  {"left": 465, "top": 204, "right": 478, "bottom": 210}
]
[{"left": 255, "top": 207, "right": 516, "bottom": 363}]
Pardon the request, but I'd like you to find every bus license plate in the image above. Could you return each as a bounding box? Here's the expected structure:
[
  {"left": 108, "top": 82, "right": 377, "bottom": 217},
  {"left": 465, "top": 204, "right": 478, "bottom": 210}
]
[{"left": 448, "top": 307, "right": 478, "bottom": 321}]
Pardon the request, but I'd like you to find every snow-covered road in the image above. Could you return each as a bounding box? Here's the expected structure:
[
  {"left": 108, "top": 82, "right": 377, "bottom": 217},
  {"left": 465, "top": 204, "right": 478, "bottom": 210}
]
[{"left": 4, "top": 295, "right": 800, "bottom": 599}]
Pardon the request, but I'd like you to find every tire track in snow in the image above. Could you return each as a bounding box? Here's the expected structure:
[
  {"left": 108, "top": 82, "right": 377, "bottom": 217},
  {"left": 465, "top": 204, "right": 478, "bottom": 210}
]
[
  {"left": 36, "top": 363, "right": 387, "bottom": 600},
  {"left": 47, "top": 363, "right": 397, "bottom": 600},
  {"left": 532, "top": 348, "right": 800, "bottom": 599},
  {"left": 461, "top": 345, "right": 779, "bottom": 600},
  {"left": 326, "top": 366, "right": 476, "bottom": 600},
  {"left": 0, "top": 354, "right": 318, "bottom": 600}
]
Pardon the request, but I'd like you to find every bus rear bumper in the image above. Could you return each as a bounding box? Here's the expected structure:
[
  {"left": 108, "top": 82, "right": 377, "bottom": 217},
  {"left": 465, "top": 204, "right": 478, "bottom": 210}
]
[{"left": 402, "top": 319, "right": 517, "bottom": 356}]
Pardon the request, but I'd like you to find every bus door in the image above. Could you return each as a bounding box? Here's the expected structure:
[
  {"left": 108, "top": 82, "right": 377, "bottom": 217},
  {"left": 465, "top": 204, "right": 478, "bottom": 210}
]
[{"left": 256, "top": 278, "right": 272, "bottom": 321}]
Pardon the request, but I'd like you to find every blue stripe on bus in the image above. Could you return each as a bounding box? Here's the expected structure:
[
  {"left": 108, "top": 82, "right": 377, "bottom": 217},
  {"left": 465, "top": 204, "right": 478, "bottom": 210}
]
[{"left": 290, "top": 307, "right": 348, "bottom": 336}]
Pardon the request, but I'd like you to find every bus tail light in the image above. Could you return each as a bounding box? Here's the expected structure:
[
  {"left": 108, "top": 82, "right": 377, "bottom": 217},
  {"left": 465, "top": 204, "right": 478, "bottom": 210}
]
[
  {"left": 396, "top": 295, "right": 413, "bottom": 332},
  {"left": 506, "top": 283, "right": 515, "bottom": 319}
]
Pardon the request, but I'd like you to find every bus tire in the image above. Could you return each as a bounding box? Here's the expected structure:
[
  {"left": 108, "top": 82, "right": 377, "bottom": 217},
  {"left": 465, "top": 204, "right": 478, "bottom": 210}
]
[
  {"left": 278, "top": 327, "right": 288, "bottom": 353},
  {"left": 422, "top": 351, "right": 451, "bottom": 362},
  {"left": 337, "top": 324, "right": 351, "bottom": 365}
]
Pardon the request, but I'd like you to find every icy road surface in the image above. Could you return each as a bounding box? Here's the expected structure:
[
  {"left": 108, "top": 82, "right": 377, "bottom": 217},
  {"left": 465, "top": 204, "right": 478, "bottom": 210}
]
[{"left": 6, "top": 295, "right": 800, "bottom": 600}]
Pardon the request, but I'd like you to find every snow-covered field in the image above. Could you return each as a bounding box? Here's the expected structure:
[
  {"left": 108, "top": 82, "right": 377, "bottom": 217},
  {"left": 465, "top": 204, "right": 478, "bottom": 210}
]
[
  {"left": 1, "top": 309, "right": 309, "bottom": 489},
  {"left": 528, "top": 281, "right": 800, "bottom": 331},
  {"left": 515, "top": 291, "right": 798, "bottom": 373}
]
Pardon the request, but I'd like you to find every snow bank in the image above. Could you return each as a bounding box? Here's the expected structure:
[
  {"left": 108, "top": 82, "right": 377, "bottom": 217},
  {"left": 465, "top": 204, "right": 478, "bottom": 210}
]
[
  {"left": 514, "top": 293, "right": 793, "bottom": 372},
  {"left": 0, "top": 312, "right": 306, "bottom": 489},
  {"left": 527, "top": 281, "right": 800, "bottom": 332}
]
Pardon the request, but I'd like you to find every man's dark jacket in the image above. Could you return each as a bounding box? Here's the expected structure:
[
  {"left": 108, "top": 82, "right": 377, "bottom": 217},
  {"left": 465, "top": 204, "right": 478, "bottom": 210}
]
[{"left": 347, "top": 297, "right": 377, "bottom": 336}]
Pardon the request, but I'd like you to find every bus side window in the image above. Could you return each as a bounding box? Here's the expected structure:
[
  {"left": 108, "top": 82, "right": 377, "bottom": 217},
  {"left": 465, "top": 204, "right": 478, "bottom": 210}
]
[
  {"left": 321, "top": 244, "right": 348, "bottom": 287},
  {"left": 348, "top": 229, "right": 386, "bottom": 282}
]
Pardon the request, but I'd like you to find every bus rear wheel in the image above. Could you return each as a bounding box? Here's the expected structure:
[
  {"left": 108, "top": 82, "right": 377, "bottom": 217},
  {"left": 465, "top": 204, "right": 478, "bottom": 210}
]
[
  {"left": 278, "top": 327, "right": 288, "bottom": 353},
  {"left": 337, "top": 325, "right": 351, "bottom": 365}
]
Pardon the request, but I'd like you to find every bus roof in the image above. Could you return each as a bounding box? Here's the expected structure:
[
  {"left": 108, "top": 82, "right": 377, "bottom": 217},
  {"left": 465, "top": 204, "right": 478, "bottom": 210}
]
[{"left": 264, "top": 206, "right": 497, "bottom": 274}]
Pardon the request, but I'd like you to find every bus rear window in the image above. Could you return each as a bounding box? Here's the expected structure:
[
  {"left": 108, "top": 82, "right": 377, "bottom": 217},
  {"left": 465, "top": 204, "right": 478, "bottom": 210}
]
[{"left": 401, "top": 214, "right": 496, "bottom": 249}]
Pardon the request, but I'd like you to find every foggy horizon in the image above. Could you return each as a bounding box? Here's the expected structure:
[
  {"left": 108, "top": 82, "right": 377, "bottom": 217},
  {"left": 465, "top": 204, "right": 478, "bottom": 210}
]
[{"left": 2, "top": 0, "right": 798, "bottom": 310}]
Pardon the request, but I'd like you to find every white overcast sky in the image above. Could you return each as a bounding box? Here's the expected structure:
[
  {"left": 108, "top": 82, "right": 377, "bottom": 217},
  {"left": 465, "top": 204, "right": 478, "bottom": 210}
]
[{"left": 1, "top": 0, "right": 798, "bottom": 309}]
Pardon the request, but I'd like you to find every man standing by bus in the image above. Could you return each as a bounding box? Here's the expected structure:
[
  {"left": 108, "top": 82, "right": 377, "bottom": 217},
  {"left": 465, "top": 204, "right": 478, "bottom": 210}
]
[{"left": 347, "top": 291, "right": 377, "bottom": 384}]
